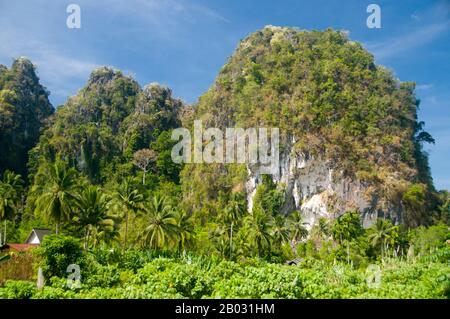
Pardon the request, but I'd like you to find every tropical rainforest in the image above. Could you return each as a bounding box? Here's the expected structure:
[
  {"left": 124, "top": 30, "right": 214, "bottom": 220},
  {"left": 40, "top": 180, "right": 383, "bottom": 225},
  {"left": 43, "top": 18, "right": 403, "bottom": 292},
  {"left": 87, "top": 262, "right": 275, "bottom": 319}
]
[{"left": 0, "top": 27, "right": 449, "bottom": 299}]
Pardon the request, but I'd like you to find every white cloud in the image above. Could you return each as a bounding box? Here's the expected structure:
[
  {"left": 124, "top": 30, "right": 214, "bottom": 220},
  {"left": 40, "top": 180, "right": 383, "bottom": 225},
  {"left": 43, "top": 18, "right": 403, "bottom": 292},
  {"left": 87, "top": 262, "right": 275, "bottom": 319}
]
[
  {"left": 416, "top": 83, "right": 434, "bottom": 90},
  {"left": 365, "top": 1, "right": 450, "bottom": 60},
  {"left": 366, "top": 22, "right": 449, "bottom": 59},
  {"left": 190, "top": 3, "right": 230, "bottom": 23},
  {"left": 0, "top": 0, "right": 229, "bottom": 103},
  {"left": 0, "top": 28, "right": 98, "bottom": 101},
  {"left": 88, "top": 0, "right": 229, "bottom": 36}
]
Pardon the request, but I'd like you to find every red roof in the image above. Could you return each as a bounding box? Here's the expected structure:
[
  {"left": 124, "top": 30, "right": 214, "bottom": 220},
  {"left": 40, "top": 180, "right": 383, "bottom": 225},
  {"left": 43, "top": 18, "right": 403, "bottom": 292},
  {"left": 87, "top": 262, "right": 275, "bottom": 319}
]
[{"left": 4, "top": 244, "right": 38, "bottom": 252}]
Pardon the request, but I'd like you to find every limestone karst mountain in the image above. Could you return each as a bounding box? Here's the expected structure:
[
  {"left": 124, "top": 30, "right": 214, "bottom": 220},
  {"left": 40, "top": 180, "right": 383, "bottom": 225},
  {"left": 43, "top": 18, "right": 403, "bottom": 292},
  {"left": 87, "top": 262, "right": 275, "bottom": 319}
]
[
  {"left": 29, "top": 67, "right": 184, "bottom": 184},
  {"left": 181, "top": 26, "right": 436, "bottom": 228},
  {"left": 0, "top": 57, "right": 53, "bottom": 177}
]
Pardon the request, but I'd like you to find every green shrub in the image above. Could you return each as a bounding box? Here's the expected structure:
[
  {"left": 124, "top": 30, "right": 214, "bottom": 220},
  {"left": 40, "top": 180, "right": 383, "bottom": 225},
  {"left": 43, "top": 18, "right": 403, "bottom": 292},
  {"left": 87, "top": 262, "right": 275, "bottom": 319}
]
[
  {"left": 3, "top": 242, "right": 449, "bottom": 299},
  {"left": 34, "top": 235, "right": 84, "bottom": 279},
  {"left": 0, "top": 280, "right": 36, "bottom": 299},
  {"left": 411, "top": 223, "right": 449, "bottom": 256},
  {"left": 84, "top": 263, "right": 121, "bottom": 288}
]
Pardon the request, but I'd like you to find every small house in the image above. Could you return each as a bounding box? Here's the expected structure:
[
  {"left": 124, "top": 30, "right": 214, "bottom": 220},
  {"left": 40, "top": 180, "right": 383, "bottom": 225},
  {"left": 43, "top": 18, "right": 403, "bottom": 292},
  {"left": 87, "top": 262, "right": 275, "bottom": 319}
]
[
  {"left": 0, "top": 228, "right": 51, "bottom": 254},
  {"left": 24, "top": 228, "right": 51, "bottom": 245}
]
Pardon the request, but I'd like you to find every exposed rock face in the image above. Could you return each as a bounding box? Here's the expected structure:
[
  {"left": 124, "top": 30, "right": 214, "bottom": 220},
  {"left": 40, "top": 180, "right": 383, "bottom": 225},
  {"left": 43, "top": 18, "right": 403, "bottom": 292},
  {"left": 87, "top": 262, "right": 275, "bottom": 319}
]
[{"left": 246, "top": 144, "right": 396, "bottom": 229}]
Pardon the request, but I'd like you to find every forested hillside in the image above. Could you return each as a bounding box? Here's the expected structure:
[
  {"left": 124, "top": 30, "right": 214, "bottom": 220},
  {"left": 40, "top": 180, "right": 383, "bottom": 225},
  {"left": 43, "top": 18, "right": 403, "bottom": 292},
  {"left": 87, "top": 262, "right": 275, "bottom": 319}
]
[
  {"left": 0, "top": 28, "right": 449, "bottom": 299},
  {"left": 28, "top": 67, "right": 184, "bottom": 185},
  {"left": 0, "top": 58, "right": 53, "bottom": 178}
]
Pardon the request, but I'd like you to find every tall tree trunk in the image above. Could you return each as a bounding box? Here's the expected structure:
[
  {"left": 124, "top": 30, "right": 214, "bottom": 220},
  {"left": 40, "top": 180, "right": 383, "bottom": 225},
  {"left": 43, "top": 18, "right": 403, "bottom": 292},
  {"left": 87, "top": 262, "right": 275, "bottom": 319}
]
[
  {"left": 290, "top": 239, "right": 297, "bottom": 257},
  {"left": 347, "top": 241, "right": 350, "bottom": 265},
  {"left": 84, "top": 227, "right": 90, "bottom": 250},
  {"left": 0, "top": 219, "right": 6, "bottom": 247},
  {"left": 229, "top": 222, "right": 233, "bottom": 259},
  {"left": 55, "top": 222, "right": 59, "bottom": 235},
  {"left": 124, "top": 211, "right": 129, "bottom": 249}
]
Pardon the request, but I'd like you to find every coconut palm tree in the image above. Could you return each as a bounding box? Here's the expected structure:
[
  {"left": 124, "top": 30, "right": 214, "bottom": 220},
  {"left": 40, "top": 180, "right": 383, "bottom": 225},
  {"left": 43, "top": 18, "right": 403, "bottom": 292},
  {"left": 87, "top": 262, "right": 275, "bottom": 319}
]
[
  {"left": 221, "top": 192, "right": 246, "bottom": 258},
  {"left": 91, "top": 217, "right": 120, "bottom": 247},
  {"left": 140, "top": 195, "right": 178, "bottom": 249},
  {"left": 114, "top": 177, "right": 145, "bottom": 248},
  {"left": 2, "top": 170, "right": 24, "bottom": 194},
  {"left": 0, "top": 171, "right": 23, "bottom": 245},
  {"left": 74, "top": 186, "right": 113, "bottom": 249},
  {"left": 287, "top": 210, "right": 309, "bottom": 243},
  {"left": 34, "top": 161, "right": 79, "bottom": 234},
  {"left": 271, "top": 215, "right": 290, "bottom": 244},
  {"left": 210, "top": 225, "right": 230, "bottom": 258},
  {"left": 0, "top": 184, "right": 15, "bottom": 246},
  {"left": 174, "top": 210, "right": 194, "bottom": 251},
  {"left": 243, "top": 208, "right": 272, "bottom": 257},
  {"left": 367, "top": 218, "right": 397, "bottom": 259},
  {"left": 318, "top": 217, "right": 330, "bottom": 238}
]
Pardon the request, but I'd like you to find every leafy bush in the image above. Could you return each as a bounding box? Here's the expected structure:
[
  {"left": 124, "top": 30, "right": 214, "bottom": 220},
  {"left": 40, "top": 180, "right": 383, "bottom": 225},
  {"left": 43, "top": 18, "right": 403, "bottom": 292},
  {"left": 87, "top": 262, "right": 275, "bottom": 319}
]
[
  {"left": 34, "top": 235, "right": 84, "bottom": 279},
  {"left": 0, "top": 280, "right": 36, "bottom": 299},
  {"left": 411, "top": 223, "right": 449, "bottom": 256},
  {"left": 2, "top": 252, "right": 448, "bottom": 299},
  {"left": 84, "top": 262, "right": 121, "bottom": 288},
  {"left": 136, "top": 258, "right": 213, "bottom": 298}
]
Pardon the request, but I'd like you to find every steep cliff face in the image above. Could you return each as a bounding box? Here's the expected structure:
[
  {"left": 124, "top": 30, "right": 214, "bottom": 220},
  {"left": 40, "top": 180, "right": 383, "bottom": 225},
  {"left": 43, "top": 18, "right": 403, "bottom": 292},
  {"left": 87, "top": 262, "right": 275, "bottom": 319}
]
[
  {"left": 246, "top": 147, "right": 382, "bottom": 229},
  {"left": 184, "top": 26, "right": 434, "bottom": 227}
]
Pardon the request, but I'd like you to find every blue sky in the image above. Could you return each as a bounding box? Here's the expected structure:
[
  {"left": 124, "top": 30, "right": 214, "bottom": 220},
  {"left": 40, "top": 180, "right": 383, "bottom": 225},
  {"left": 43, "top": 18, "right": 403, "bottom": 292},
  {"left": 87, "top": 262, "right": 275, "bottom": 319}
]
[{"left": 0, "top": 0, "right": 449, "bottom": 189}]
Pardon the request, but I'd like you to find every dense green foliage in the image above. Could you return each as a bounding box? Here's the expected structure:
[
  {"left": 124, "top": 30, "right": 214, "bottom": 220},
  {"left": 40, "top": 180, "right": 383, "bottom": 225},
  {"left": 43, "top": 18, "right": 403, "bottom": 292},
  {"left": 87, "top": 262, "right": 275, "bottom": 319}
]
[
  {"left": 0, "top": 58, "right": 53, "bottom": 177},
  {"left": 35, "top": 235, "right": 84, "bottom": 279},
  {"left": 29, "top": 68, "right": 183, "bottom": 185},
  {"left": 0, "top": 244, "right": 448, "bottom": 299},
  {"left": 0, "top": 28, "right": 449, "bottom": 299}
]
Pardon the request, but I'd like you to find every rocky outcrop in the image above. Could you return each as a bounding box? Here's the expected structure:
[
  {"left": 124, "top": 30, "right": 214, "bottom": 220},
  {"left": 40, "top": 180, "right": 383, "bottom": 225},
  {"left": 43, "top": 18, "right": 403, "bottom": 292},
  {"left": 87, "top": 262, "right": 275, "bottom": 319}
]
[{"left": 246, "top": 144, "right": 397, "bottom": 228}]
